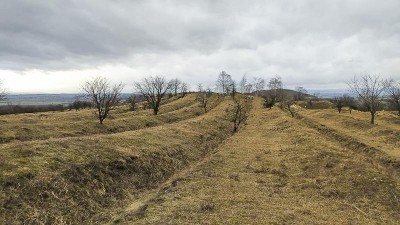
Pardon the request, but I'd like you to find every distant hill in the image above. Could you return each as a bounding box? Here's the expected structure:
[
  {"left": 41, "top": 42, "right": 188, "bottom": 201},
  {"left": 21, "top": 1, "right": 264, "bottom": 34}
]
[{"left": 257, "top": 89, "right": 315, "bottom": 98}]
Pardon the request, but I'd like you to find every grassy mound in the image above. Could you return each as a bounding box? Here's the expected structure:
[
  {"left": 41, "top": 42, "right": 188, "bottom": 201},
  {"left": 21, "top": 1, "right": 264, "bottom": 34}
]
[
  {"left": 296, "top": 100, "right": 335, "bottom": 109},
  {"left": 0, "top": 94, "right": 223, "bottom": 143},
  {"left": 0, "top": 98, "right": 233, "bottom": 224},
  {"left": 298, "top": 109, "right": 400, "bottom": 159},
  {"left": 124, "top": 98, "right": 400, "bottom": 224}
]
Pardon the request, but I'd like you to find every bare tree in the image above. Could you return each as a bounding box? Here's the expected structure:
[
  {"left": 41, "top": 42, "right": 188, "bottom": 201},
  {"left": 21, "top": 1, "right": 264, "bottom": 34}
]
[
  {"left": 216, "top": 71, "right": 234, "bottom": 95},
  {"left": 244, "top": 83, "right": 253, "bottom": 94},
  {"left": 239, "top": 75, "right": 253, "bottom": 94},
  {"left": 230, "top": 80, "right": 237, "bottom": 99},
  {"left": 342, "top": 95, "right": 356, "bottom": 114},
  {"left": 331, "top": 96, "right": 345, "bottom": 113},
  {"left": 197, "top": 83, "right": 212, "bottom": 113},
  {"left": 264, "top": 76, "right": 283, "bottom": 108},
  {"left": 348, "top": 74, "right": 386, "bottom": 124},
  {"left": 280, "top": 94, "right": 296, "bottom": 118},
  {"left": 294, "top": 86, "right": 308, "bottom": 101},
  {"left": 384, "top": 79, "right": 400, "bottom": 115},
  {"left": 180, "top": 82, "right": 189, "bottom": 97},
  {"left": 307, "top": 92, "right": 320, "bottom": 107},
  {"left": 263, "top": 95, "right": 274, "bottom": 109},
  {"left": 169, "top": 78, "right": 182, "bottom": 96},
  {"left": 134, "top": 76, "right": 171, "bottom": 115},
  {"left": 0, "top": 80, "right": 6, "bottom": 102},
  {"left": 229, "top": 95, "right": 252, "bottom": 132},
  {"left": 239, "top": 75, "right": 247, "bottom": 94},
  {"left": 82, "top": 76, "right": 124, "bottom": 124},
  {"left": 127, "top": 94, "right": 138, "bottom": 111},
  {"left": 253, "top": 77, "right": 265, "bottom": 96}
]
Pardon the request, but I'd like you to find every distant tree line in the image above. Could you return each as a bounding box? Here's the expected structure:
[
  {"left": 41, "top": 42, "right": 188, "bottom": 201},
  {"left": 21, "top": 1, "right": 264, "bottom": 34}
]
[
  {"left": 68, "top": 100, "right": 93, "bottom": 111},
  {"left": 0, "top": 104, "right": 66, "bottom": 115},
  {"left": 80, "top": 76, "right": 189, "bottom": 123}
]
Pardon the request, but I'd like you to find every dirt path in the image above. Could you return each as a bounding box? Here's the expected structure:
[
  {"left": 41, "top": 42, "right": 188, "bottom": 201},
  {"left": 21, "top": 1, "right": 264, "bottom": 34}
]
[{"left": 113, "top": 98, "right": 400, "bottom": 224}]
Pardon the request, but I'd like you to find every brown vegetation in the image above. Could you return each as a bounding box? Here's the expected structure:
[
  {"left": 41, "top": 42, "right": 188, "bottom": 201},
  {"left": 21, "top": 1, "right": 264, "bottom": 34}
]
[
  {"left": 118, "top": 98, "right": 400, "bottom": 224},
  {"left": 1, "top": 83, "right": 400, "bottom": 224},
  {"left": 0, "top": 97, "right": 232, "bottom": 224}
]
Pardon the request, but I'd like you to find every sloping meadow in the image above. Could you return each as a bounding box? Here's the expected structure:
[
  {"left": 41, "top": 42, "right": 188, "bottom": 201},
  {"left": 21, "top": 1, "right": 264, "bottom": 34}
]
[
  {"left": 0, "top": 97, "right": 233, "bottom": 224},
  {"left": 0, "top": 94, "right": 223, "bottom": 143}
]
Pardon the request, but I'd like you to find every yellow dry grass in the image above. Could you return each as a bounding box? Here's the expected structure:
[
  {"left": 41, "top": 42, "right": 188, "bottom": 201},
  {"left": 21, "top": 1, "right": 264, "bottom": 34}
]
[
  {"left": 298, "top": 108, "right": 400, "bottom": 158},
  {"left": 0, "top": 94, "right": 221, "bottom": 143},
  {"left": 1, "top": 96, "right": 400, "bottom": 224},
  {"left": 121, "top": 98, "right": 400, "bottom": 224},
  {"left": 0, "top": 95, "right": 231, "bottom": 224}
]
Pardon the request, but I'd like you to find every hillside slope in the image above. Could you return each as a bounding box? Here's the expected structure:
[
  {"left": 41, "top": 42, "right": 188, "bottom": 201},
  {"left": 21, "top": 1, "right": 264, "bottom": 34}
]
[
  {"left": 0, "top": 94, "right": 222, "bottom": 143},
  {"left": 120, "top": 98, "right": 400, "bottom": 224},
  {"left": 0, "top": 96, "right": 229, "bottom": 224}
]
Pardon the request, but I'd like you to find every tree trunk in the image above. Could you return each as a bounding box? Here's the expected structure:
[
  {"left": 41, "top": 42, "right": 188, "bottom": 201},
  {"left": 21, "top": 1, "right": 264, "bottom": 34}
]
[
  {"left": 290, "top": 111, "right": 295, "bottom": 118},
  {"left": 233, "top": 126, "right": 238, "bottom": 132},
  {"left": 370, "top": 112, "right": 375, "bottom": 124}
]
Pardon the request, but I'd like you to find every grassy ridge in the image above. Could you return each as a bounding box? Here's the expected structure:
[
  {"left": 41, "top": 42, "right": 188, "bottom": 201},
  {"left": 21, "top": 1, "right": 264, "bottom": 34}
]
[
  {"left": 297, "top": 108, "right": 400, "bottom": 158},
  {"left": 0, "top": 94, "right": 222, "bottom": 143},
  {"left": 126, "top": 98, "right": 400, "bottom": 224},
  {"left": 0, "top": 97, "right": 233, "bottom": 224},
  {"left": 3, "top": 96, "right": 398, "bottom": 224},
  {"left": 121, "top": 94, "right": 197, "bottom": 117}
]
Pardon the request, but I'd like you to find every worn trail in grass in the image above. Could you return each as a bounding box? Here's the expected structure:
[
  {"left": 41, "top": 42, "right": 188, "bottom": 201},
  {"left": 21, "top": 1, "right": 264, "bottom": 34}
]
[{"left": 127, "top": 98, "right": 400, "bottom": 224}]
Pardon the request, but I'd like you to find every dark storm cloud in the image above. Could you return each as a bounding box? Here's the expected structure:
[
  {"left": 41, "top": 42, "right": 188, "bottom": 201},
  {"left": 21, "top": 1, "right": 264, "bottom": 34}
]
[{"left": 0, "top": 0, "right": 399, "bottom": 88}]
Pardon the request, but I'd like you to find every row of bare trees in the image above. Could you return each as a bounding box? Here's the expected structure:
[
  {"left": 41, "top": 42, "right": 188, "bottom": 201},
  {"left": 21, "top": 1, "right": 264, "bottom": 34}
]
[
  {"left": 219, "top": 73, "right": 253, "bottom": 132},
  {"left": 82, "top": 76, "right": 189, "bottom": 124},
  {"left": 330, "top": 95, "right": 356, "bottom": 114},
  {"left": 255, "top": 73, "right": 399, "bottom": 124},
  {"left": 2, "top": 72, "right": 397, "bottom": 126},
  {"left": 215, "top": 71, "right": 267, "bottom": 96},
  {"left": 198, "top": 72, "right": 253, "bottom": 132}
]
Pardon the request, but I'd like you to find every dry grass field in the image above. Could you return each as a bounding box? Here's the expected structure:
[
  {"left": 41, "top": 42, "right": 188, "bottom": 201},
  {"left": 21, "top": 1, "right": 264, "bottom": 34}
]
[
  {"left": 1, "top": 96, "right": 399, "bottom": 224},
  {"left": 297, "top": 108, "right": 400, "bottom": 158},
  {"left": 111, "top": 98, "right": 400, "bottom": 225},
  {"left": 0, "top": 94, "right": 223, "bottom": 143}
]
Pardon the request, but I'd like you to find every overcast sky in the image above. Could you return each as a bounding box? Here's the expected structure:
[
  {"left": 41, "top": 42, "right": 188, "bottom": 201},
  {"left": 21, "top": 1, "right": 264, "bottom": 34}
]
[{"left": 0, "top": 0, "right": 399, "bottom": 93}]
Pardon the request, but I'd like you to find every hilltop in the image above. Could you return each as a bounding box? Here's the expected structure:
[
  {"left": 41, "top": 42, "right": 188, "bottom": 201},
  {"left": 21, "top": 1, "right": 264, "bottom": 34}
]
[{"left": 0, "top": 94, "right": 399, "bottom": 224}]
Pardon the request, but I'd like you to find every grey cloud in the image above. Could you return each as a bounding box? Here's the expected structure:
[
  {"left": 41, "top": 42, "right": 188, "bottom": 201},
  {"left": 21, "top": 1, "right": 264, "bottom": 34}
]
[
  {"left": 0, "top": 0, "right": 399, "bottom": 90},
  {"left": 0, "top": 0, "right": 236, "bottom": 70}
]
